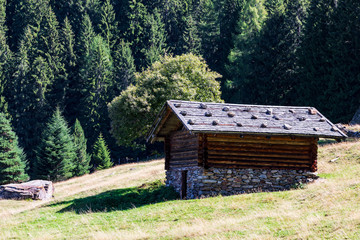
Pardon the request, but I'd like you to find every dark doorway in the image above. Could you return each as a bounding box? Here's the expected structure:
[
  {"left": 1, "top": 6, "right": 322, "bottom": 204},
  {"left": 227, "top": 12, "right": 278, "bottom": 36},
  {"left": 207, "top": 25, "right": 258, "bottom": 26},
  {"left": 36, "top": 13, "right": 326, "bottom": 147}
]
[{"left": 181, "top": 170, "right": 188, "bottom": 199}]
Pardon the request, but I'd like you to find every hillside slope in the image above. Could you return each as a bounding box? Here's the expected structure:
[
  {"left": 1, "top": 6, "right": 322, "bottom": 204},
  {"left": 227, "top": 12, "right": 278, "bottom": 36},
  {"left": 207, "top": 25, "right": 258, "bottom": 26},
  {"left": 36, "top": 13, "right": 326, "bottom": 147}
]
[{"left": 1, "top": 141, "right": 360, "bottom": 239}]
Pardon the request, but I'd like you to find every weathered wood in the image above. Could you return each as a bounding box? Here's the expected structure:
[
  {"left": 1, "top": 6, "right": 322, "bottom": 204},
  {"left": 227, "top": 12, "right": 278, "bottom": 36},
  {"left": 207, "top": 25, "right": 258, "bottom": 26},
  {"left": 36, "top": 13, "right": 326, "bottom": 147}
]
[
  {"left": 0, "top": 180, "right": 54, "bottom": 200},
  {"left": 207, "top": 141, "right": 311, "bottom": 150},
  {"left": 208, "top": 159, "right": 310, "bottom": 168},
  {"left": 209, "top": 163, "right": 309, "bottom": 170},
  {"left": 203, "top": 134, "right": 208, "bottom": 168},
  {"left": 207, "top": 137, "right": 313, "bottom": 146},
  {"left": 208, "top": 155, "right": 311, "bottom": 164},
  {"left": 207, "top": 150, "right": 310, "bottom": 159},
  {"left": 164, "top": 136, "right": 171, "bottom": 170},
  {"left": 207, "top": 145, "right": 310, "bottom": 155}
]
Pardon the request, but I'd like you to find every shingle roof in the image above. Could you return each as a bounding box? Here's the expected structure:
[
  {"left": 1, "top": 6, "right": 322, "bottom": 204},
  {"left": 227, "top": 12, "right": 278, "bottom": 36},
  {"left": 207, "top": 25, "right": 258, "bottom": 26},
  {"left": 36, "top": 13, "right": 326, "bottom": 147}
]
[{"left": 147, "top": 100, "right": 347, "bottom": 142}]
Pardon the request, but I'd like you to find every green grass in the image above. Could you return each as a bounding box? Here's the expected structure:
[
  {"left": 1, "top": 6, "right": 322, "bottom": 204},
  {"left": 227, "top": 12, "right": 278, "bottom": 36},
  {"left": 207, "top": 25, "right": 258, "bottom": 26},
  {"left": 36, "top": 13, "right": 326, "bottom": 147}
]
[{"left": 1, "top": 141, "right": 360, "bottom": 239}]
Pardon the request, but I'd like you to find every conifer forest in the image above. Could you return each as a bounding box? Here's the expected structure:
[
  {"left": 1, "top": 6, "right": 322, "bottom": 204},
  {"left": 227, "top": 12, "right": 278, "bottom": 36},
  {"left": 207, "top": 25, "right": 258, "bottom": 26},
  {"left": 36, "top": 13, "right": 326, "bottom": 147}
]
[{"left": 0, "top": 0, "right": 359, "bottom": 181}]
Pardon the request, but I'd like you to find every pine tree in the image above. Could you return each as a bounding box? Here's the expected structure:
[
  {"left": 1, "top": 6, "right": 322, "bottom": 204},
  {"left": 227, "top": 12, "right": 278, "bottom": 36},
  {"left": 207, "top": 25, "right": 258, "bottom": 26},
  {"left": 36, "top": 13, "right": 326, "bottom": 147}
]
[
  {"left": 182, "top": 15, "right": 201, "bottom": 55},
  {"left": 0, "top": 112, "right": 29, "bottom": 185},
  {"left": 77, "top": 14, "right": 96, "bottom": 58},
  {"left": 197, "top": 0, "right": 220, "bottom": 69},
  {"left": 72, "top": 119, "right": 91, "bottom": 176},
  {"left": 91, "top": 133, "right": 112, "bottom": 170},
  {"left": 126, "top": 0, "right": 148, "bottom": 68},
  {"left": 62, "top": 17, "right": 79, "bottom": 123},
  {"left": 34, "top": 108, "right": 75, "bottom": 182},
  {"left": 8, "top": 0, "right": 49, "bottom": 50},
  {"left": 0, "top": 0, "right": 12, "bottom": 116},
  {"left": 98, "top": 0, "right": 118, "bottom": 51},
  {"left": 143, "top": 9, "right": 167, "bottom": 67},
  {"left": 35, "top": 6, "right": 67, "bottom": 111},
  {"left": 79, "top": 35, "right": 113, "bottom": 146},
  {"left": 225, "top": 0, "right": 267, "bottom": 102},
  {"left": 113, "top": 40, "right": 136, "bottom": 93}
]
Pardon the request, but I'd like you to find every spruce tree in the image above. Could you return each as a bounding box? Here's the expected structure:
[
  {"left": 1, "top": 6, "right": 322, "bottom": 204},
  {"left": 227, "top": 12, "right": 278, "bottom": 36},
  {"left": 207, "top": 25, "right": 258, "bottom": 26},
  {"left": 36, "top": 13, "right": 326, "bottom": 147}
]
[
  {"left": 0, "top": 0, "right": 12, "bottom": 116},
  {"left": 0, "top": 112, "right": 29, "bottom": 185},
  {"left": 143, "top": 9, "right": 167, "bottom": 67},
  {"left": 98, "top": 0, "right": 118, "bottom": 51},
  {"left": 182, "top": 15, "right": 201, "bottom": 55},
  {"left": 35, "top": 6, "right": 67, "bottom": 111},
  {"left": 126, "top": 0, "right": 148, "bottom": 68},
  {"left": 113, "top": 40, "right": 136, "bottom": 93},
  {"left": 72, "top": 119, "right": 91, "bottom": 176},
  {"left": 79, "top": 35, "right": 113, "bottom": 146},
  {"left": 91, "top": 133, "right": 112, "bottom": 170},
  {"left": 34, "top": 108, "right": 75, "bottom": 182},
  {"left": 225, "top": 0, "right": 267, "bottom": 102}
]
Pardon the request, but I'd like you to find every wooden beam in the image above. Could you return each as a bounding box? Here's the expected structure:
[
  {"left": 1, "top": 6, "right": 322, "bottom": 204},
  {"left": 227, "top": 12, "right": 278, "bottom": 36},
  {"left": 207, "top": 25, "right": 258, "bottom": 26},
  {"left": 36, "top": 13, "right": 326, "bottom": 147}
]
[{"left": 164, "top": 136, "right": 171, "bottom": 170}]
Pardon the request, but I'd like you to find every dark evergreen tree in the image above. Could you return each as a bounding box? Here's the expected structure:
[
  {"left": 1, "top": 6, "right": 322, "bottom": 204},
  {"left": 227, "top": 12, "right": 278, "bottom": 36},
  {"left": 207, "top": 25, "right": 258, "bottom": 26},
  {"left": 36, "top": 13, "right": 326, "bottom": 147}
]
[
  {"left": 8, "top": 0, "right": 49, "bottom": 50},
  {"left": 98, "top": 0, "right": 118, "bottom": 51},
  {"left": 0, "top": 0, "right": 12, "bottom": 116},
  {"left": 237, "top": 0, "right": 308, "bottom": 105},
  {"left": 79, "top": 35, "right": 113, "bottom": 146},
  {"left": 91, "top": 133, "right": 112, "bottom": 170},
  {"left": 143, "top": 9, "right": 167, "bottom": 67},
  {"left": 35, "top": 6, "right": 67, "bottom": 111},
  {"left": 61, "top": 17, "right": 79, "bottom": 123},
  {"left": 182, "top": 15, "right": 201, "bottom": 55},
  {"left": 113, "top": 40, "right": 136, "bottom": 93},
  {"left": 297, "top": 0, "right": 336, "bottom": 118},
  {"left": 34, "top": 108, "right": 75, "bottom": 182},
  {"left": 197, "top": 0, "right": 220, "bottom": 69},
  {"left": 157, "top": 0, "right": 189, "bottom": 55},
  {"left": 0, "top": 112, "right": 29, "bottom": 184},
  {"left": 126, "top": 0, "right": 148, "bottom": 68},
  {"left": 77, "top": 14, "right": 96, "bottom": 58},
  {"left": 225, "top": 0, "right": 267, "bottom": 102},
  {"left": 72, "top": 119, "right": 91, "bottom": 176}
]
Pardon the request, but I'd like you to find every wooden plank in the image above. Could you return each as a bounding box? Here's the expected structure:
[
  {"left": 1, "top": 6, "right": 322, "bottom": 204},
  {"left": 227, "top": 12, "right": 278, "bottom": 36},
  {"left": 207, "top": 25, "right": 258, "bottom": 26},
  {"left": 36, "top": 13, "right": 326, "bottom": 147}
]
[
  {"left": 207, "top": 155, "right": 311, "bottom": 164},
  {"left": 207, "top": 145, "right": 310, "bottom": 154},
  {"left": 209, "top": 163, "right": 310, "bottom": 170},
  {"left": 207, "top": 150, "right": 310, "bottom": 159},
  {"left": 171, "top": 159, "right": 198, "bottom": 165},
  {"left": 207, "top": 137, "right": 313, "bottom": 146},
  {"left": 207, "top": 142, "right": 311, "bottom": 151},
  {"left": 208, "top": 134, "right": 317, "bottom": 142},
  {"left": 198, "top": 134, "right": 204, "bottom": 166},
  {"left": 203, "top": 134, "right": 208, "bottom": 168},
  {"left": 208, "top": 159, "right": 310, "bottom": 168},
  {"left": 164, "top": 136, "right": 171, "bottom": 170}
]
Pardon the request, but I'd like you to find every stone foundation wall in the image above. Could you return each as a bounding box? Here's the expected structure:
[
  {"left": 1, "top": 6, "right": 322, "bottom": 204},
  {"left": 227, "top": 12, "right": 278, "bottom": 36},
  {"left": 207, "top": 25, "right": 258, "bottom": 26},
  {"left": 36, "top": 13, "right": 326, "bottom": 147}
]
[{"left": 166, "top": 167, "right": 318, "bottom": 199}]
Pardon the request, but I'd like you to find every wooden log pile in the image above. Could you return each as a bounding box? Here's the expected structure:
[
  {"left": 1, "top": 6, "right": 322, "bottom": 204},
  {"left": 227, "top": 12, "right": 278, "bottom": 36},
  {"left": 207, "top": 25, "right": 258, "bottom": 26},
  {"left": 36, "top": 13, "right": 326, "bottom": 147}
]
[{"left": 0, "top": 180, "right": 54, "bottom": 200}]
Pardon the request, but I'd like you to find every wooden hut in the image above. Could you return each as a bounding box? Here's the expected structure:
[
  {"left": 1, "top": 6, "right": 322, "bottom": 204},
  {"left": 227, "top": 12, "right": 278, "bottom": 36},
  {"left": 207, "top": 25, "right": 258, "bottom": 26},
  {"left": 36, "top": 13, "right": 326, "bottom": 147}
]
[{"left": 147, "top": 100, "right": 346, "bottom": 199}]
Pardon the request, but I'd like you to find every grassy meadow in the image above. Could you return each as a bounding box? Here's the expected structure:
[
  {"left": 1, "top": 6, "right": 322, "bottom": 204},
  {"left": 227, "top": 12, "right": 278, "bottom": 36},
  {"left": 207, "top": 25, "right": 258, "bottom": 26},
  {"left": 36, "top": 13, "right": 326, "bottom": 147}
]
[{"left": 1, "top": 139, "right": 360, "bottom": 239}]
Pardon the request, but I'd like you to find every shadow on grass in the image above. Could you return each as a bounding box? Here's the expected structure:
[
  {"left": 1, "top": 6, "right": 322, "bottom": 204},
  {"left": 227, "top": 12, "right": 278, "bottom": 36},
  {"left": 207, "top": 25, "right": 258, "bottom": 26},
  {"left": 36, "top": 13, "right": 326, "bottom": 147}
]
[{"left": 50, "top": 181, "right": 179, "bottom": 214}]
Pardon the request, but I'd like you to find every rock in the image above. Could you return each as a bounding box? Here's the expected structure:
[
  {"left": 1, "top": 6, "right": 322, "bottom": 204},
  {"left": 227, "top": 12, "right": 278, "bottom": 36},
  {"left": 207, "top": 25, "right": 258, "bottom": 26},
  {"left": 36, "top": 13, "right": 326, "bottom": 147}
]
[{"left": 0, "top": 180, "right": 54, "bottom": 200}]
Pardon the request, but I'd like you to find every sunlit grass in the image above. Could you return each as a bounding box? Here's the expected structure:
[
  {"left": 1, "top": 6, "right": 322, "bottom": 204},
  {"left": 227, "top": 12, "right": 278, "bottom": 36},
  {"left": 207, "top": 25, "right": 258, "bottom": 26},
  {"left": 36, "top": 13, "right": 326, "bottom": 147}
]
[{"left": 1, "top": 140, "right": 360, "bottom": 239}]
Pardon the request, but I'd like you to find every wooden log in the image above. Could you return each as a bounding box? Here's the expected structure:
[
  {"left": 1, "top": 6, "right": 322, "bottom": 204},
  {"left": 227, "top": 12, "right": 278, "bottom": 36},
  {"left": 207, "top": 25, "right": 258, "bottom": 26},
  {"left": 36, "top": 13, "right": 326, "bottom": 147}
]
[
  {"left": 207, "top": 142, "right": 311, "bottom": 151},
  {"left": 164, "top": 136, "right": 171, "bottom": 170},
  {"left": 0, "top": 180, "right": 54, "bottom": 200},
  {"left": 209, "top": 163, "right": 310, "bottom": 171},
  {"left": 207, "top": 155, "right": 311, "bottom": 164},
  {"left": 207, "top": 150, "right": 310, "bottom": 159},
  {"left": 207, "top": 137, "right": 313, "bottom": 146},
  {"left": 207, "top": 159, "right": 310, "bottom": 168},
  {"left": 207, "top": 145, "right": 310, "bottom": 155}
]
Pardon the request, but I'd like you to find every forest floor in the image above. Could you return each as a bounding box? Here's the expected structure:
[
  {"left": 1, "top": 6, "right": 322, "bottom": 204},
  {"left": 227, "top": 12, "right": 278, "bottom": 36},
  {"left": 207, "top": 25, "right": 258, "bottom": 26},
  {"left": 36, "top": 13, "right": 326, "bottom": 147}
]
[{"left": 1, "top": 139, "right": 360, "bottom": 239}]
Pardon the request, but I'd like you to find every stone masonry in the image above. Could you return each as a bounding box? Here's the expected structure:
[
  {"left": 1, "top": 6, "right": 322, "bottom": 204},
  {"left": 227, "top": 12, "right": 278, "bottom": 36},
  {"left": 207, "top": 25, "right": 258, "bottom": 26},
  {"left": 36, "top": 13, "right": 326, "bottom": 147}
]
[{"left": 166, "top": 167, "right": 318, "bottom": 199}]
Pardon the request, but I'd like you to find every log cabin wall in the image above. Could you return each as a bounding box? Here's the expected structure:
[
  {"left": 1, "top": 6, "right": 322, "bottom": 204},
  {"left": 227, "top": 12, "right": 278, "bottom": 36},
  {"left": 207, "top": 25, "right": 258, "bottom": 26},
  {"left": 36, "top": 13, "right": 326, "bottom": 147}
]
[
  {"left": 204, "top": 134, "right": 318, "bottom": 172},
  {"left": 165, "top": 130, "right": 198, "bottom": 170}
]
